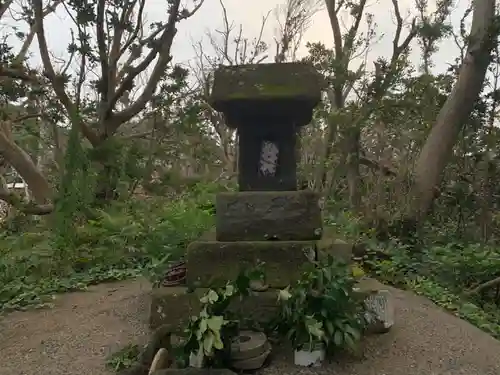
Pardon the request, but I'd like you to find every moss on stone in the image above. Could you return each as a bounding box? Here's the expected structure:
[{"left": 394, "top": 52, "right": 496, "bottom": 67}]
[
  {"left": 186, "top": 240, "right": 316, "bottom": 288},
  {"left": 209, "top": 62, "right": 322, "bottom": 109}
]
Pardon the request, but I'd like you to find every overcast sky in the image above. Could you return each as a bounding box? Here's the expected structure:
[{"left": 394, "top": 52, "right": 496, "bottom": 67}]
[{"left": 5, "top": 0, "right": 471, "bottom": 77}]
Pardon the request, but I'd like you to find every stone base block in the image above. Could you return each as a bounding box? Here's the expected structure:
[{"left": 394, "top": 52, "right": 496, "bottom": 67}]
[
  {"left": 215, "top": 190, "right": 322, "bottom": 241},
  {"left": 186, "top": 240, "right": 316, "bottom": 288},
  {"left": 149, "top": 287, "right": 280, "bottom": 330},
  {"left": 153, "top": 370, "right": 236, "bottom": 375},
  {"left": 153, "top": 369, "right": 236, "bottom": 375}
]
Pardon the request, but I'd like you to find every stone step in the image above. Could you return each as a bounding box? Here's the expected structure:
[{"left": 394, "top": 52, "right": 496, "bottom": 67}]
[
  {"left": 152, "top": 369, "right": 236, "bottom": 375},
  {"left": 186, "top": 240, "right": 317, "bottom": 288},
  {"left": 149, "top": 286, "right": 280, "bottom": 330},
  {"left": 215, "top": 190, "right": 322, "bottom": 241},
  {"left": 149, "top": 281, "right": 390, "bottom": 335}
]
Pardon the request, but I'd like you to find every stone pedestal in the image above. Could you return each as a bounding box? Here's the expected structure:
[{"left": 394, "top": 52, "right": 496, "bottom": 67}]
[
  {"left": 149, "top": 63, "right": 355, "bottom": 330},
  {"left": 215, "top": 191, "right": 322, "bottom": 241},
  {"left": 149, "top": 286, "right": 281, "bottom": 330},
  {"left": 186, "top": 239, "right": 317, "bottom": 288}
]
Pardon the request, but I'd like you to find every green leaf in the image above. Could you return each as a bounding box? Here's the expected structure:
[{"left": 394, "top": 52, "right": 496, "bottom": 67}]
[
  {"left": 196, "top": 319, "right": 207, "bottom": 340},
  {"left": 333, "top": 330, "right": 343, "bottom": 346},
  {"left": 224, "top": 284, "right": 235, "bottom": 297},
  {"left": 212, "top": 331, "right": 224, "bottom": 350},
  {"left": 207, "top": 290, "right": 219, "bottom": 304},
  {"left": 206, "top": 315, "right": 225, "bottom": 332},
  {"left": 202, "top": 331, "right": 215, "bottom": 355},
  {"left": 326, "top": 321, "right": 335, "bottom": 335},
  {"left": 344, "top": 331, "right": 356, "bottom": 349},
  {"left": 278, "top": 286, "right": 292, "bottom": 301},
  {"left": 307, "top": 320, "right": 324, "bottom": 339},
  {"left": 345, "top": 325, "right": 361, "bottom": 342}
]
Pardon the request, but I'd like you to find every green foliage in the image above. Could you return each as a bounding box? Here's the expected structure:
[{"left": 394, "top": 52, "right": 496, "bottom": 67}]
[
  {"left": 183, "top": 286, "right": 238, "bottom": 367},
  {"left": 0, "top": 185, "right": 215, "bottom": 312},
  {"left": 322, "top": 206, "right": 500, "bottom": 342},
  {"left": 54, "top": 121, "right": 95, "bottom": 247},
  {"left": 365, "top": 238, "right": 500, "bottom": 340},
  {"left": 106, "top": 344, "right": 141, "bottom": 372},
  {"left": 276, "top": 256, "right": 367, "bottom": 352},
  {"left": 181, "top": 267, "right": 258, "bottom": 367}
]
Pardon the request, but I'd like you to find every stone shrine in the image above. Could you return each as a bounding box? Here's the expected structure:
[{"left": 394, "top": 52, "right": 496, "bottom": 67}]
[{"left": 149, "top": 62, "right": 353, "bottom": 329}]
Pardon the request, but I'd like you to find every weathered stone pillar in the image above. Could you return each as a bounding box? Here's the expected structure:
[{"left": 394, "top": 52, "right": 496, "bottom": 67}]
[
  {"left": 185, "top": 63, "right": 323, "bottom": 288},
  {"left": 150, "top": 63, "right": 355, "bottom": 330}
]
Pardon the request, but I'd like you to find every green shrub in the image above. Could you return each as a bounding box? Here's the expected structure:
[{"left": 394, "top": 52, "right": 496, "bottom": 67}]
[{"left": 0, "top": 183, "right": 217, "bottom": 312}]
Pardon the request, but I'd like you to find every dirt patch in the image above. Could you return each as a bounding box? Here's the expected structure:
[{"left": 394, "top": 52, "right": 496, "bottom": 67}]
[
  {"left": 0, "top": 278, "right": 151, "bottom": 375},
  {"left": 1, "top": 279, "right": 500, "bottom": 375}
]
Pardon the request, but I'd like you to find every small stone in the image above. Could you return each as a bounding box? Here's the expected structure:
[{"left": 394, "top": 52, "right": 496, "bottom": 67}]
[
  {"left": 364, "top": 289, "right": 395, "bottom": 334},
  {"left": 249, "top": 280, "right": 269, "bottom": 292},
  {"left": 230, "top": 331, "right": 268, "bottom": 361},
  {"left": 148, "top": 348, "right": 170, "bottom": 375}
]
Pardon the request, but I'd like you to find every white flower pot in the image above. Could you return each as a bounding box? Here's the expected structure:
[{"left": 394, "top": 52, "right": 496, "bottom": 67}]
[
  {"left": 189, "top": 349, "right": 205, "bottom": 368},
  {"left": 293, "top": 344, "right": 325, "bottom": 367}
]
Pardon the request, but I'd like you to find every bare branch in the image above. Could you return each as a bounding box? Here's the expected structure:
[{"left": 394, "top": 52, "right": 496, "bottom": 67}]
[
  {"left": 275, "top": 0, "right": 321, "bottom": 63},
  {"left": 179, "top": 0, "right": 205, "bottom": 21},
  {"left": 0, "top": 190, "right": 53, "bottom": 215},
  {"left": 390, "top": 0, "right": 417, "bottom": 63},
  {"left": 96, "top": 0, "right": 109, "bottom": 104},
  {"left": 33, "top": 0, "right": 100, "bottom": 145},
  {"left": 111, "top": 0, "right": 205, "bottom": 130},
  {"left": 0, "top": 65, "right": 37, "bottom": 81},
  {"left": 0, "top": 0, "right": 14, "bottom": 19}
]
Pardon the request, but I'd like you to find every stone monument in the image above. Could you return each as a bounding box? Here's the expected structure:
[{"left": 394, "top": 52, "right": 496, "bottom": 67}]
[{"left": 149, "top": 62, "right": 353, "bottom": 329}]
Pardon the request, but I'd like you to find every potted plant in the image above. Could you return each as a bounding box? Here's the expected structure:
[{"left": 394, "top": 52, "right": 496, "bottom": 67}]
[
  {"left": 277, "top": 255, "right": 369, "bottom": 366},
  {"left": 183, "top": 284, "right": 239, "bottom": 368},
  {"left": 182, "top": 267, "right": 260, "bottom": 368}
]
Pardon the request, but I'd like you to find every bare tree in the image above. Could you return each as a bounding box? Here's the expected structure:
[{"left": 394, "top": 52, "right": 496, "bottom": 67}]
[
  {"left": 32, "top": 0, "right": 205, "bottom": 199},
  {"left": 0, "top": 0, "right": 62, "bottom": 214},
  {"left": 274, "top": 0, "right": 322, "bottom": 63},
  {"left": 315, "top": 0, "right": 418, "bottom": 211}
]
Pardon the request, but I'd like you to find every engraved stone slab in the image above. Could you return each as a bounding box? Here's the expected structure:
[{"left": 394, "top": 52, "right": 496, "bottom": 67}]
[
  {"left": 364, "top": 290, "right": 394, "bottom": 334},
  {"left": 149, "top": 287, "right": 282, "bottom": 330},
  {"left": 215, "top": 191, "right": 322, "bottom": 241}
]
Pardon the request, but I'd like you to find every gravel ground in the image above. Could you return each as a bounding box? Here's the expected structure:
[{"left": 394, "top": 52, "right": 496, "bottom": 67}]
[
  {"left": 1, "top": 278, "right": 500, "bottom": 375},
  {"left": 0, "top": 279, "right": 151, "bottom": 375}
]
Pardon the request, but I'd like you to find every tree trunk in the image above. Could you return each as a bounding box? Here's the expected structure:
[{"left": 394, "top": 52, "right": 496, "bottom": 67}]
[
  {"left": 345, "top": 126, "right": 362, "bottom": 210},
  {"left": 0, "top": 124, "right": 52, "bottom": 204},
  {"left": 406, "top": 0, "right": 497, "bottom": 225},
  {"left": 92, "top": 137, "right": 122, "bottom": 202}
]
